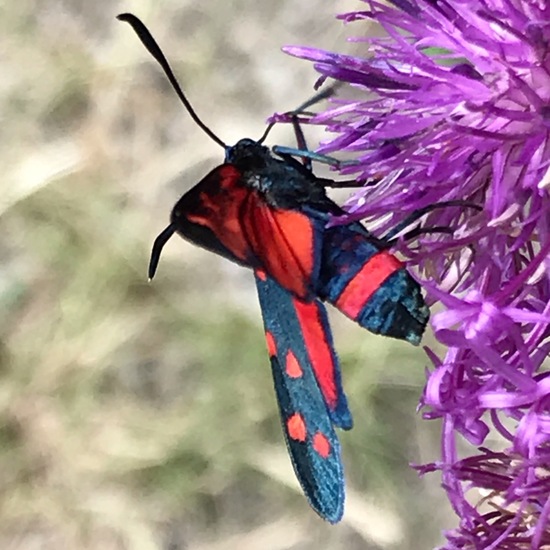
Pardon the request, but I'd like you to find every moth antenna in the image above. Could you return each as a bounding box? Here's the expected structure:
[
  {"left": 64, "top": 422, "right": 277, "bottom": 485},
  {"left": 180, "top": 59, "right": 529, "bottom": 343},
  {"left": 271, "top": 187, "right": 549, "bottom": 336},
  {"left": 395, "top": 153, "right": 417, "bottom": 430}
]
[
  {"left": 257, "top": 83, "right": 340, "bottom": 144},
  {"left": 118, "top": 13, "right": 226, "bottom": 149},
  {"left": 148, "top": 224, "right": 176, "bottom": 280}
]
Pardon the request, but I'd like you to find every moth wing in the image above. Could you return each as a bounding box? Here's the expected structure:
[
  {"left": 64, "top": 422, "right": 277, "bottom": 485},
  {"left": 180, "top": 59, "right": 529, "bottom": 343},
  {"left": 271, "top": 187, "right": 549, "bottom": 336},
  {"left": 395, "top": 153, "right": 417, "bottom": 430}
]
[
  {"left": 255, "top": 271, "right": 351, "bottom": 523},
  {"left": 172, "top": 164, "right": 324, "bottom": 299}
]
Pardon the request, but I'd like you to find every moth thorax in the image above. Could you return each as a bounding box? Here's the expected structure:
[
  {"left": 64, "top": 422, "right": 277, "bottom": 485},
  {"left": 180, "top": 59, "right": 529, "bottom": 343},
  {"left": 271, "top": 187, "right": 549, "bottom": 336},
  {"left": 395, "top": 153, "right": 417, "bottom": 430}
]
[
  {"left": 226, "top": 138, "right": 271, "bottom": 170},
  {"left": 244, "top": 172, "right": 263, "bottom": 191}
]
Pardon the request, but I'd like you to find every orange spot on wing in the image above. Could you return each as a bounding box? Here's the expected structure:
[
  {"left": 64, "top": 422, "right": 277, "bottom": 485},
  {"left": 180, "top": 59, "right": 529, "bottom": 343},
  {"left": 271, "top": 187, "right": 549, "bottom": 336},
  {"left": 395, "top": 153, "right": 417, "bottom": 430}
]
[
  {"left": 336, "top": 251, "right": 404, "bottom": 320},
  {"left": 287, "top": 413, "right": 307, "bottom": 442},
  {"left": 265, "top": 331, "right": 277, "bottom": 357},
  {"left": 285, "top": 350, "right": 303, "bottom": 378},
  {"left": 313, "top": 432, "right": 331, "bottom": 458}
]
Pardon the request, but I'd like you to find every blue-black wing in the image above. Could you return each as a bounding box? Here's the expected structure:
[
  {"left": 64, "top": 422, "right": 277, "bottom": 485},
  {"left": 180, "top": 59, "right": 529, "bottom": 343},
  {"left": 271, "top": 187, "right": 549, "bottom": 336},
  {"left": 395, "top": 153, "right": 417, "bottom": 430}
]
[{"left": 255, "top": 270, "right": 351, "bottom": 523}]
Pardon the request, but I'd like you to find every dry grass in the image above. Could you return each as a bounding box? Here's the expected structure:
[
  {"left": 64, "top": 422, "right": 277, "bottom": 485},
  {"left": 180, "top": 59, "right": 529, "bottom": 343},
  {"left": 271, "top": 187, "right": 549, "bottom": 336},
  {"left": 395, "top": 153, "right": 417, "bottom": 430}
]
[{"left": 1, "top": 1, "right": 451, "bottom": 548}]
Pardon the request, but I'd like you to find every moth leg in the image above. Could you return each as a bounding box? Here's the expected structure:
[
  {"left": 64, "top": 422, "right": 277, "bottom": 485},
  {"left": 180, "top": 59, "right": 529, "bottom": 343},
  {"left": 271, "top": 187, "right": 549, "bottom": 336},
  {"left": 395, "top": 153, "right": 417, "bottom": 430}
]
[
  {"left": 272, "top": 145, "right": 354, "bottom": 168},
  {"left": 381, "top": 200, "right": 482, "bottom": 243}
]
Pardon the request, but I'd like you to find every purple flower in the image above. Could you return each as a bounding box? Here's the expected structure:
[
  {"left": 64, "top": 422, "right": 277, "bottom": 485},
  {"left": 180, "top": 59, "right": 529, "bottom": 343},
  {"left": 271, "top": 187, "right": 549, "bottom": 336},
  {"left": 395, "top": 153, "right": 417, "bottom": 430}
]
[{"left": 283, "top": 0, "right": 550, "bottom": 546}]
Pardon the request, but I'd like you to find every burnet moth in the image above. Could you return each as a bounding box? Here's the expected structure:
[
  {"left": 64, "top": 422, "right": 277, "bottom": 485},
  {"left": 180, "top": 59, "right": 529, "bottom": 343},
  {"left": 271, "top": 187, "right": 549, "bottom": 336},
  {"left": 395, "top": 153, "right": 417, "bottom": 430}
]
[{"left": 118, "top": 13, "right": 430, "bottom": 523}]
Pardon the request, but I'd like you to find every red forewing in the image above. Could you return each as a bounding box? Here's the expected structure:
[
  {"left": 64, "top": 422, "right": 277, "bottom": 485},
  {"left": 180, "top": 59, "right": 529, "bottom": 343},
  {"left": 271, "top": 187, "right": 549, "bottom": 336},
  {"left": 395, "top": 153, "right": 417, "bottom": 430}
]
[
  {"left": 171, "top": 164, "right": 322, "bottom": 299},
  {"left": 176, "top": 165, "right": 255, "bottom": 264},
  {"left": 242, "top": 203, "right": 319, "bottom": 299}
]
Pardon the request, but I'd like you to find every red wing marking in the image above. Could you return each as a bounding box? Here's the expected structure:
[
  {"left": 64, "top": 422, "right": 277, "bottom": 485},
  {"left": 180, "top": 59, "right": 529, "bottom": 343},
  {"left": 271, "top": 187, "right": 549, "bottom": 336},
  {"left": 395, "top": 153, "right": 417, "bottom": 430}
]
[
  {"left": 313, "top": 432, "right": 331, "bottom": 458},
  {"left": 265, "top": 331, "right": 277, "bottom": 357},
  {"left": 336, "top": 251, "right": 404, "bottom": 319},
  {"left": 184, "top": 165, "right": 253, "bottom": 263},
  {"left": 175, "top": 164, "right": 320, "bottom": 298},
  {"left": 243, "top": 202, "right": 316, "bottom": 299},
  {"left": 287, "top": 413, "right": 307, "bottom": 442},
  {"left": 285, "top": 350, "right": 303, "bottom": 378},
  {"left": 293, "top": 298, "right": 338, "bottom": 410},
  {"left": 255, "top": 267, "right": 267, "bottom": 281}
]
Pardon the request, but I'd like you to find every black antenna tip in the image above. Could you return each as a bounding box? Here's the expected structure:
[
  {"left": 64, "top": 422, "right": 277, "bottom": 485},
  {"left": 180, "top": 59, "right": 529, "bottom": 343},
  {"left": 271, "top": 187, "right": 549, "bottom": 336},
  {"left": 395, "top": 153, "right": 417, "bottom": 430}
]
[
  {"left": 148, "top": 224, "right": 176, "bottom": 280},
  {"left": 117, "top": 13, "right": 136, "bottom": 22},
  {"left": 117, "top": 13, "right": 150, "bottom": 38},
  {"left": 117, "top": 13, "right": 137, "bottom": 25}
]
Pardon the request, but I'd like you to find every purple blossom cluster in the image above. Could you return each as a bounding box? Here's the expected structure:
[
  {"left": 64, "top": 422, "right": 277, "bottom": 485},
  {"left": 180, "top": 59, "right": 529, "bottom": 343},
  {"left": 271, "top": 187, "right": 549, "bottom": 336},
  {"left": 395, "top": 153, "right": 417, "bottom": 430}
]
[{"left": 284, "top": 1, "right": 550, "bottom": 547}]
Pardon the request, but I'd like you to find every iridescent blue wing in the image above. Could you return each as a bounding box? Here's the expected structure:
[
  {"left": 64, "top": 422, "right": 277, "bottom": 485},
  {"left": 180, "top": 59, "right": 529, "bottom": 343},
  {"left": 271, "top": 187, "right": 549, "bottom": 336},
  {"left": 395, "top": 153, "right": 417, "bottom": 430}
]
[{"left": 254, "top": 270, "right": 350, "bottom": 523}]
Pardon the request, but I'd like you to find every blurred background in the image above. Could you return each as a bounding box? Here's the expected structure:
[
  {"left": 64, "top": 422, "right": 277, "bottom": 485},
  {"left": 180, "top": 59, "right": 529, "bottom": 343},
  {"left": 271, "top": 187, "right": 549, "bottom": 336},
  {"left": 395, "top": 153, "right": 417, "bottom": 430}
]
[{"left": 0, "top": 1, "right": 453, "bottom": 548}]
